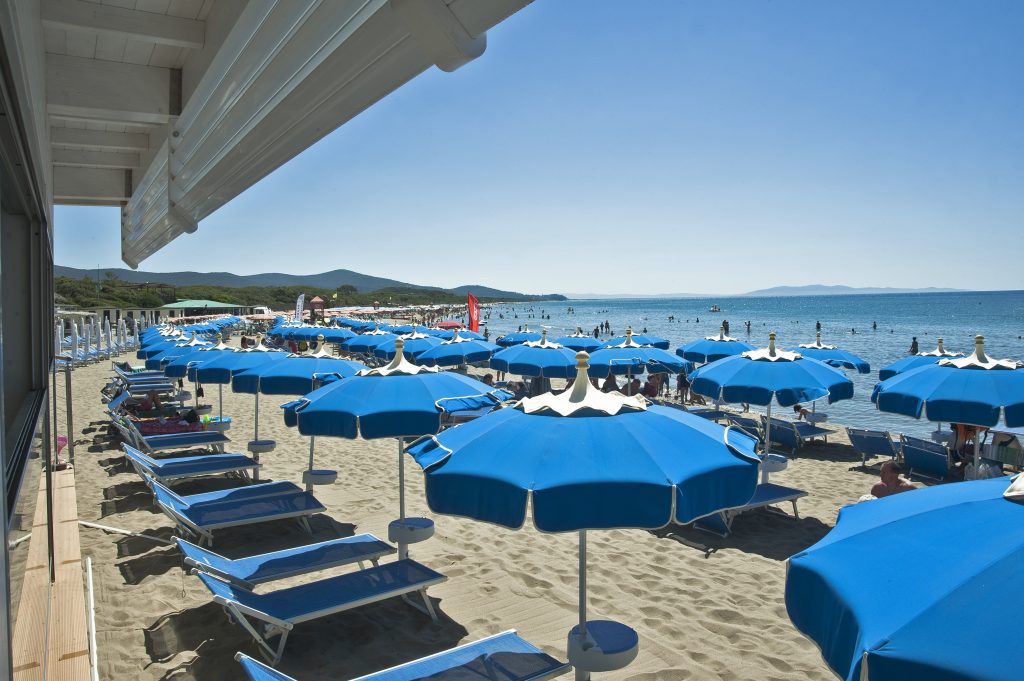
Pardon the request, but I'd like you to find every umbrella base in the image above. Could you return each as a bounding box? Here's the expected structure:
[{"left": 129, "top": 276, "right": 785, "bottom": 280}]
[
  {"left": 761, "top": 452, "right": 789, "bottom": 473},
  {"left": 303, "top": 469, "right": 337, "bottom": 486},
  {"left": 247, "top": 439, "right": 277, "bottom": 455},
  {"left": 567, "top": 620, "right": 638, "bottom": 675},
  {"left": 388, "top": 517, "right": 434, "bottom": 545}
]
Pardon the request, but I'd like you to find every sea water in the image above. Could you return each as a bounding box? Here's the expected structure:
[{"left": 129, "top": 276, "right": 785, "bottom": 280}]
[{"left": 478, "top": 290, "right": 1024, "bottom": 438}]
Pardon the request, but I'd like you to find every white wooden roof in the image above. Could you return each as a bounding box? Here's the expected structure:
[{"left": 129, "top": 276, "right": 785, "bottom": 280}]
[{"left": 29, "top": 0, "right": 531, "bottom": 265}]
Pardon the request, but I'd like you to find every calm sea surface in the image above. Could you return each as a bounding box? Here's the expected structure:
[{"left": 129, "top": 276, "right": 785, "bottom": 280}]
[{"left": 478, "top": 291, "right": 1024, "bottom": 438}]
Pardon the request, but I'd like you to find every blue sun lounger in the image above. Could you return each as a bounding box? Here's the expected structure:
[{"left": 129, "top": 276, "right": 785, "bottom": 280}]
[
  {"left": 198, "top": 559, "right": 447, "bottom": 664},
  {"left": 692, "top": 482, "right": 808, "bottom": 537},
  {"left": 112, "top": 416, "right": 229, "bottom": 454},
  {"left": 899, "top": 434, "right": 951, "bottom": 482},
  {"left": 764, "top": 417, "right": 833, "bottom": 455},
  {"left": 147, "top": 476, "right": 325, "bottom": 546},
  {"left": 113, "top": 364, "right": 165, "bottom": 381},
  {"left": 175, "top": 535, "right": 396, "bottom": 589},
  {"left": 845, "top": 427, "right": 898, "bottom": 467},
  {"left": 122, "top": 444, "right": 258, "bottom": 484},
  {"left": 234, "top": 629, "right": 570, "bottom": 680}
]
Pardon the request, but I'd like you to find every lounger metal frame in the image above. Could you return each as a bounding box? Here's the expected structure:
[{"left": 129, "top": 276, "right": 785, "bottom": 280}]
[
  {"left": 693, "top": 482, "right": 808, "bottom": 537},
  {"left": 148, "top": 477, "right": 322, "bottom": 546},
  {"left": 201, "top": 560, "right": 446, "bottom": 664}
]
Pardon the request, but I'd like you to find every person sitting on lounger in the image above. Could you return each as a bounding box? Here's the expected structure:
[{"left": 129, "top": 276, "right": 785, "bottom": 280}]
[
  {"left": 870, "top": 461, "right": 917, "bottom": 498},
  {"left": 138, "top": 390, "right": 162, "bottom": 412}
]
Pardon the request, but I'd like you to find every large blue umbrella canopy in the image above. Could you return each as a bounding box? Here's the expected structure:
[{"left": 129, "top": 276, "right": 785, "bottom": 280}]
[
  {"left": 416, "top": 333, "right": 500, "bottom": 368},
  {"left": 232, "top": 356, "right": 367, "bottom": 395},
  {"left": 409, "top": 372, "right": 760, "bottom": 531},
  {"left": 143, "top": 337, "right": 210, "bottom": 369},
  {"left": 341, "top": 330, "right": 396, "bottom": 354},
  {"left": 877, "top": 338, "right": 963, "bottom": 380},
  {"left": 163, "top": 344, "right": 234, "bottom": 378},
  {"left": 391, "top": 324, "right": 436, "bottom": 336},
  {"left": 496, "top": 326, "right": 543, "bottom": 347},
  {"left": 288, "top": 340, "right": 510, "bottom": 558},
  {"left": 689, "top": 334, "right": 854, "bottom": 407},
  {"left": 872, "top": 336, "right": 1024, "bottom": 428},
  {"left": 678, "top": 328, "right": 755, "bottom": 364},
  {"left": 556, "top": 331, "right": 604, "bottom": 352},
  {"left": 291, "top": 350, "right": 504, "bottom": 439},
  {"left": 588, "top": 329, "right": 692, "bottom": 377},
  {"left": 602, "top": 331, "right": 670, "bottom": 350},
  {"left": 408, "top": 352, "right": 759, "bottom": 670},
  {"left": 429, "top": 328, "right": 486, "bottom": 341},
  {"left": 190, "top": 348, "right": 287, "bottom": 384},
  {"left": 787, "top": 476, "right": 1024, "bottom": 681},
  {"left": 373, "top": 332, "right": 445, "bottom": 361},
  {"left": 788, "top": 333, "right": 870, "bottom": 374},
  {"left": 233, "top": 353, "right": 366, "bottom": 482},
  {"left": 490, "top": 332, "right": 578, "bottom": 378},
  {"left": 689, "top": 334, "right": 854, "bottom": 482}
]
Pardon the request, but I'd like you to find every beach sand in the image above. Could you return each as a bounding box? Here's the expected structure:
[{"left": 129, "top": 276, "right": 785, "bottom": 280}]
[{"left": 68, "top": 352, "right": 885, "bottom": 680}]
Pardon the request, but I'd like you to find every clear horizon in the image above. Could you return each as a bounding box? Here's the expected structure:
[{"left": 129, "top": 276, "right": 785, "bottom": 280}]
[{"left": 55, "top": 1, "right": 1024, "bottom": 296}]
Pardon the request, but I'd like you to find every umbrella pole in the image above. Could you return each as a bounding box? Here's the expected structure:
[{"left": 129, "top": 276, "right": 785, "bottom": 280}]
[
  {"left": 578, "top": 529, "right": 587, "bottom": 638},
  {"left": 306, "top": 436, "right": 316, "bottom": 492},
  {"left": 218, "top": 384, "right": 223, "bottom": 422},
  {"left": 763, "top": 403, "right": 772, "bottom": 484},
  {"left": 398, "top": 438, "right": 408, "bottom": 560},
  {"left": 575, "top": 529, "right": 590, "bottom": 681}
]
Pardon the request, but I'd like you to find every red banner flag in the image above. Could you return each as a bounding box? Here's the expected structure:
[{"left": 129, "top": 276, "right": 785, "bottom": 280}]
[{"left": 467, "top": 293, "right": 480, "bottom": 332}]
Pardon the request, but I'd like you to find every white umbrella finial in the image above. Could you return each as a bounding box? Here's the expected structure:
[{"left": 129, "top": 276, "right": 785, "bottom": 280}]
[
  {"left": 974, "top": 335, "right": 987, "bottom": 364},
  {"left": 520, "top": 351, "right": 646, "bottom": 416},
  {"left": 816, "top": 331, "right": 822, "bottom": 347},
  {"left": 937, "top": 337, "right": 945, "bottom": 354},
  {"left": 768, "top": 332, "right": 777, "bottom": 356}
]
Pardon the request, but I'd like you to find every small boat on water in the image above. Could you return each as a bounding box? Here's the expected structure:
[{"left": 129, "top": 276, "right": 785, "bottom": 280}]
[{"left": 709, "top": 305, "right": 721, "bottom": 312}]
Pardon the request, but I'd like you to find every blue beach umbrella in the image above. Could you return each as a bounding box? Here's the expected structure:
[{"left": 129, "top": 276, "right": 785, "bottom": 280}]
[
  {"left": 429, "top": 328, "right": 486, "bottom": 341},
  {"left": 872, "top": 336, "right": 1024, "bottom": 474},
  {"left": 556, "top": 329, "right": 604, "bottom": 352},
  {"left": 787, "top": 475, "right": 1024, "bottom": 681},
  {"left": 602, "top": 332, "right": 670, "bottom": 351},
  {"left": 143, "top": 335, "right": 211, "bottom": 369},
  {"left": 289, "top": 339, "right": 509, "bottom": 558},
  {"left": 416, "top": 332, "right": 500, "bottom": 368},
  {"left": 233, "top": 353, "right": 366, "bottom": 487},
  {"left": 191, "top": 347, "right": 287, "bottom": 423},
  {"left": 391, "top": 324, "right": 435, "bottom": 336},
  {"left": 689, "top": 333, "right": 854, "bottom": 481},
  {"left": 496, "top": 325, "right": 543, "bottom": 347},
  {"left": 163, "top": 344, "right": 232, "bottom": 379},
  {"left": 341, "top": 328, "right": 396, "bottom": 354},
  {"left": 490, "top": 331, "right": 578, "bottom": 378},
  {"left": 588, "top": 328, "right": 692, "bottom": 382},
  {"left": 877, "top": 337, "right": 963, "bottom": 381},
  {"left": 788, "top": 333, "right": 871, "bottom": 374},
  {"left": 678, "top": 327, "right": 755, "bottom": 364},
  {"left": 408, "top": 352, "right": 760, "bottom": 675},
  {"left": 373, "top": 332, "right": 444, "bottom": 361}
]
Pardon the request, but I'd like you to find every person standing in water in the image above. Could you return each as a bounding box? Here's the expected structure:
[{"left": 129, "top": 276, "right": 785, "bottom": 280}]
[{"left": 910, "top": 337, "right": 919, "bottom": 354}]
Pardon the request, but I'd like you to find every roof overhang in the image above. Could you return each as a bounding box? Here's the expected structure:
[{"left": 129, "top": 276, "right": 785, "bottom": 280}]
[{"left": 30, "top": 0, "right": 530, "bottom": 266}]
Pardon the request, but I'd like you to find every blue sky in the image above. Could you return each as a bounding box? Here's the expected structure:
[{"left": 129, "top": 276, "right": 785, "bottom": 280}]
[{"left": 55, "top": 1, "right": 1024, "bottom": 295}]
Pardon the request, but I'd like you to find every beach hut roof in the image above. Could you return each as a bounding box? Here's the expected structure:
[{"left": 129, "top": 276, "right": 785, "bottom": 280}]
[{"left": 161, "top": 299, "right": 240, "bottom": 309}]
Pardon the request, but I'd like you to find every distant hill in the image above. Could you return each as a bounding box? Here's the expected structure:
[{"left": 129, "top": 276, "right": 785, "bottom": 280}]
[
  {"left": 54, "top": 265, "right": 564, "bottom": 301},
  {"left": 742, "top": 285, "right": 966, "bottom": 297}
]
